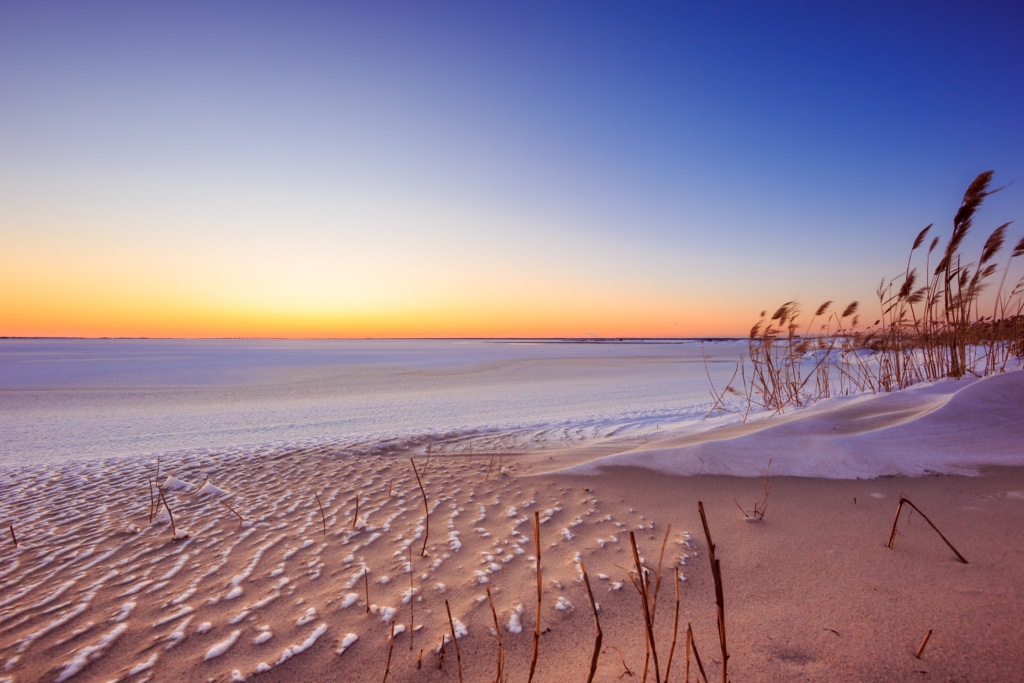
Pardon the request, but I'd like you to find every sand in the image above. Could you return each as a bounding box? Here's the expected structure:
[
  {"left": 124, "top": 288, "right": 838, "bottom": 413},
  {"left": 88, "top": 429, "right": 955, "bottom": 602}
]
[{"left": 1, "top": 377, "right": 1022, "bottom": 682}]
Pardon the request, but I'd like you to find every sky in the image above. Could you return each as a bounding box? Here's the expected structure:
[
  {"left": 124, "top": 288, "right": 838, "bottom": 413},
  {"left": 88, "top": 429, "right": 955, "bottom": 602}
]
[{"left": 2, "top": 1, "right": 1023, "bottom": 338}]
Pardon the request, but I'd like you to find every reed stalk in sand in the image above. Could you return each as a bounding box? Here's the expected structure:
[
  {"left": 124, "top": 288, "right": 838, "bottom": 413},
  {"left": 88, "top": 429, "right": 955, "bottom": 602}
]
[
  {"left": 9, "top": 524, "right": 16, "bottom": 548},
  {"left": 915, "top": 629, "right": 934, "bottom": 659},
  {"left": 409, "top": 545, "right": 415, "bottom": 651},
  {"left": 381, "top": 620, "right": 396, "bottom": 683},
  {"left": 486, "top": 587, "right": 506, "bottom": 683},
  {"left": 314, "top": 492, "right": 326, "bottom": 535},
  {"left": 157, "top": 487, "right": 178, "bottom": 539},
  {"left": 364, "top": 568, "right": 370, "bottom": 614},
  {"left": 886, "top": 497, "right": 967, "bottom": 563},
  {"left": 630, "top": 531, "right": 661, "bottom": 683},
  {"left": 218, "top": 498, "right": 244, "bottom": 525},
  {"left": 410, "top": 458, "right": 430, "bottom": 556},
  {"left": 697, "top": 502, "right": 728, "bottom": 683},
  {"left": 528, "top": 510, "right": 542, "bottom": 683},
  {"left": 445, "top": 599, "right": 464, "bottom": 683},
  {"left": 664, "top": 567, "right": 681, "bottom": 682},
  {"left": 688, "top": 622, "right": 708, "bottom": 683},
  {"left": 578, "top": 559, "right": 603, "bottom": 683},
  {"left": 352, "top": 491, "right": 360, "bottom": 529},
  {"left": 147, "top": 476, "right": 155, "bottom": 523}
]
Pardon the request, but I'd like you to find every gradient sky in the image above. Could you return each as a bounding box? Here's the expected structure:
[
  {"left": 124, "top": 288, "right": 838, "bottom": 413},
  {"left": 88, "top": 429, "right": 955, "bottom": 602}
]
[{"left": 2, "top": 1, "right": 1023, "bottom": 338}]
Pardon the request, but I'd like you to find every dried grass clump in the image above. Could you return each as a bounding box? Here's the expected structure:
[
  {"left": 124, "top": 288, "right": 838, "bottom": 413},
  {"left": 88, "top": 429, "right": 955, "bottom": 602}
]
[{"left": 707, "top": 171, "right": 1023, "bottom": 418}]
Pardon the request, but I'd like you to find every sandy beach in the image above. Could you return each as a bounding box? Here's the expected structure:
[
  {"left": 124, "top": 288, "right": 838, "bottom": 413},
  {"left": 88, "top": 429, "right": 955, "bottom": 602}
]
[{"left": 2, "top": 371, "right": 1022, "bottom": 683}]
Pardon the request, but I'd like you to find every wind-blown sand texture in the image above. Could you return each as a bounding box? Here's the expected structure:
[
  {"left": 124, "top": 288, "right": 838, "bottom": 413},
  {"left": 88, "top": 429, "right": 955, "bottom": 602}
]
[{"left": 1, "top": 372, "right": 1022, "bottom": 682}]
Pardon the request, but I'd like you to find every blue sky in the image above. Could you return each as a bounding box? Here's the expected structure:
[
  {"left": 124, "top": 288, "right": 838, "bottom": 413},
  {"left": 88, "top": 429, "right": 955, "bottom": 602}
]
[{"left": 2, "top": 1, "right": 1022, "bottom": 336}]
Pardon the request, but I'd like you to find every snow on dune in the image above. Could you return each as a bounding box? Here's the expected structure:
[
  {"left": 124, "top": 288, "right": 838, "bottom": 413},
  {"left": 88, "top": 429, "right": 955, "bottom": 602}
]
[{"left": 563, "top": 370, "right": 1024, "bottom": 479}]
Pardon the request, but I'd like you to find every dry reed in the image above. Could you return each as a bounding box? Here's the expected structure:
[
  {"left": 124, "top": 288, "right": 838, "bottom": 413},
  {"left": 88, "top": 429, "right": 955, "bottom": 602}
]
[
  {"left": 630, "top": 531, "right": 661, "bottom": 683},
  {"left": 410, "top": 458, "right": 430, "bottom": 556},
  {"left": 409, "top": 545, "right": 415, "bottom": 651},
  {"left": 713, "top": 172, "right": 1023, "bottom": 418},
  {"left": 157, "top": 487, "right": 178, "bottom": 539},
  {"left": 664, "top": 567, "right": 681, "bottom": 682},
  {"left": 9, "top": 524, "right": 16, "bottom": 548},
  {"left": 486, "top": 586, "right": 506, "bottom": 683},
  {"left": 688, "top": 623, "right": 708, "bottom": 683},
  {"left": 381, "top": 620, "right": 396, "bottom": 683},
  {"left": 578, "top": 559, "right": 603, "bottom": 683},
  {"left": 314, "top": 492, "right": 326, "bottom": 535},
  {"left": 147, "top": 476, "right": 155, "bottom": 523},
  {"left": 218, "top": 498, "right": 244, "bottom": 525},
  {"left": 528, "top": 510, "right": 542, "bottom": 683},
  {"left": 352, "top": 491, "right": 360, "bottom": 529},
  {"left": 886, "top": 497, "right": 967, "bottom": 563},
  {"left": 445, "top": 599, "right": 464, "bottom": 683},
  {"left": 364, "top": 568, "right": 370, "bottom": 614},
  {"left": 915, "top": 629, "right": 934, "bottom": 659},
  {"left": 697, "top": 502, "right": 728, "bottom": 683}
]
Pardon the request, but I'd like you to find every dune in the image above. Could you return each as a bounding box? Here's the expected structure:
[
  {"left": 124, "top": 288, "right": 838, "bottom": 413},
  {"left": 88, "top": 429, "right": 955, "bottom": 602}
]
[{"left": 563, "top": 370, "right": 1024, "bottom": 479}]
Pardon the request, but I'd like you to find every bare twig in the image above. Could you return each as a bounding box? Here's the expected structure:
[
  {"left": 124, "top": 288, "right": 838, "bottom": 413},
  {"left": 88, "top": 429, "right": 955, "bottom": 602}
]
[
  {"left": 579, "top": 559, "right": 603, "bottom": 683},
  {"left": 915, "top": 628, "right": 933, "bottom": 659},
  {"left": 445, "top": 599, "right": 464, "bottom": 683},
  {"left": 9, "top": 524, "right": 16, "bottom": 548},
  {"left": 886, "top": 496, "right": 968, "bottom": 563},
  {"left": 352, "top": 491, "right": 360, "bottom": 529},
  {"left": 410, "top": 459, "right": 430, "bottom": 556},
  {"left": 314, "top": 492, "right": 326, "bottom": 535},
  {"left": 157, "top": 487, "right": 180, "bottom": 539},
  {"left": 218, "top": 498, "right": 244, "bottom": 525},
  {"left": 529, "top": 511, "right": 542, "bottom": 683}
]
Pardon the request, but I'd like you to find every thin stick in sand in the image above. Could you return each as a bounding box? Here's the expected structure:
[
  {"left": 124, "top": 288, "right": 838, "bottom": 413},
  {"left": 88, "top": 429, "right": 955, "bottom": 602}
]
[
  {"left": 218, "top": 498, "right": 244, "bottom": 525},
  {"left": 8, "top": 524, "right": 16, "bottom": 548},
  {"left": 652, "top": 524, "right": 672, "bottom": 622},
  {"left": 409, "top": 545, "right": 415, "bottom": 651},
  {"left": 410, "top": 458, "right": 430, "bottom": 556},
  {"left": 915, "top": 628, "right": 934, "bottom": 659},
  {"left": 630, "top": 531, "right": 661, "bottom": 683},
  {"left": 352, "top": 491, "right": 360, "bottom": 529},
  {"left": 688, "top": 622, "right": 708, "bottom": 683},
  {"left": 528, "top": 510, "right": 542, "bottom": 683},
  {"left": 444, "top": 599, "right": 464, "bottom": 683},
  {"left": 147, "top": 476, "right": 155, "bottom": 522},
  {"left": 697, "top": 501, "right": 728, "bottom": 683},
  {"left": 157, "top": 487, "right": 179, "bottom": 539},
  {"left": 664, "top": 567, "right": 681, "bottom": 682},
  {"left": 364, "top": 568, "right": 370, "bottom": 614},
  {"left": 381, "top": 620, "right": 396, "bottom": 683},
  {"left": 887, "top": 496, "right": 968, "bottom": 563},
  {"left": 486, "top": 586, "right": 505, "bottom": 683},
  {"left": 578, "top": 559, "right": 603, "bottom": 683},
  {"left": 314, "top": 492, "right": 326, "bottom": 536}
]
